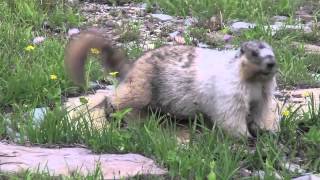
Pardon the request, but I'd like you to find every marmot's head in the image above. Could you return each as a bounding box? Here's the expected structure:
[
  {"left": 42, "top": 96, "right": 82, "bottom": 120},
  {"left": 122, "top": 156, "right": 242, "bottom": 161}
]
[{"left": 239, "top": 41, "right": 277, "bottom": 82}]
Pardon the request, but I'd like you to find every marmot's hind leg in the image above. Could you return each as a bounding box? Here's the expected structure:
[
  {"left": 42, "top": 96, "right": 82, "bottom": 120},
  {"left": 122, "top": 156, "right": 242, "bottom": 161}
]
[{"left": 104, "top": 60, "right": 155, "bottom": 123}]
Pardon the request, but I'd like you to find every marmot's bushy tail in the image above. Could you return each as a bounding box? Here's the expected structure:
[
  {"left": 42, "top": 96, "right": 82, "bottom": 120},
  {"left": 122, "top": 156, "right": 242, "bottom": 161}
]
[{"left": 64, "top": 31, "right": 129, "bottom": 85}]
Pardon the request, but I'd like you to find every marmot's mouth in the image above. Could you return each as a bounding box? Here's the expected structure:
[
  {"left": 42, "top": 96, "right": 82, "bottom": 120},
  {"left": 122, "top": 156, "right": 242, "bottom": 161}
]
[
  {"left": 258, "top": 71, "right": 275, "bottom": 77},
  {"left": 261, "top": 72, "right": 271, "bottom": 75}
]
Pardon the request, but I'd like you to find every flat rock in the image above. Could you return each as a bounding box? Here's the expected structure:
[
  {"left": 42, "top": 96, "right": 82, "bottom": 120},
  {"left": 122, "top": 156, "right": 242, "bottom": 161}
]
[
  {"left": 151, "top": 14, "right": 173, "bottom": 21},
  {"left": 230, "top": 22, "right": 256, "bottom": 34},
  {"left": 0, "top": 142, "right": 167, "bottom": 179},
  {"left": 293, "top": 174, "right": 320, "bottom": 180},
  {"left": 268, "top": 24, "right": 312, "bottom": 35},
  {"left": 276, "top": 88, "right": 320, "bottom": 112}
]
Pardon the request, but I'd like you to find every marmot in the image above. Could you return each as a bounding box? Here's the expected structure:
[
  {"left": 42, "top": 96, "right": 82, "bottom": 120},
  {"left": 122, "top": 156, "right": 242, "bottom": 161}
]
[{"left": 65, "top": 30, "right": 278, "bottom": 138}]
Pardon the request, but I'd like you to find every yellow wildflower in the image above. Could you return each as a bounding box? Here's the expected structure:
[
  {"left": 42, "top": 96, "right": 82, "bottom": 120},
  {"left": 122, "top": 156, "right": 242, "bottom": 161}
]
[
  {"left": 25, "top": 45, "right": 35, "bottom": 51},
  {"left": 50, "top": 74, "right": 58, "bottom": 80},
  {"left": 109, "top": 71, "right": 119, "bottom": 77},
  {"left": 302, "top": 91, "right": 311, "bottom": 98},
  {"left": 90, "top": 48, "right": 100, "bottom": 54},
  {"left": 282, "top": 109, "right": 290, "bottom": 117}
]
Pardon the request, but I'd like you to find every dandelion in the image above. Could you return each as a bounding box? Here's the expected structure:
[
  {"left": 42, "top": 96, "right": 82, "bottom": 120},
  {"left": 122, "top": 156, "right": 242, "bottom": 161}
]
[
  {"left": 25, "top": 45, "right": 35, "bottom": 51},
  {"left": 50, "top": 74, "right": 58, "bottom": 80},
  {"left": 109, "top": 71, "right": 119, "bottom": 77},
  {"left": 302, "top": 91, "right": 311, "bottom": 98},
  {"left": 282, "top": 109, "right": 290, "bottom": 117},
  {"left": 90, "top": 48, "right": 100, "bottom": 54}
]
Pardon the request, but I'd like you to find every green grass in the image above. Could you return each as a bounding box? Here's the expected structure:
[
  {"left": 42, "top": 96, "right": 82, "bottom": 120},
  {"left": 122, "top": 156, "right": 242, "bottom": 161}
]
[{"left": 1, "top": 0, "right": 320, "bottom": 179}]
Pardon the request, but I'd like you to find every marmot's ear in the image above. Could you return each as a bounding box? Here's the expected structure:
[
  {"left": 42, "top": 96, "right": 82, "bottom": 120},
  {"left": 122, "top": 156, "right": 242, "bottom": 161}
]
[
  {"left": 240, "top": 41, "right": 260, "bottom": 57},
  {"left": 240, "top": 42, "right": 247, "bottom": 54}
]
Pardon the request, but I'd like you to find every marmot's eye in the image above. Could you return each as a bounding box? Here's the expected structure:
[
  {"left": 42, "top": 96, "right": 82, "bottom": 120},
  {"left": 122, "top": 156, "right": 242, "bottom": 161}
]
[
  {"left": 258, "top": 44, "right": 265, "bottom": 49},
  {"left": 251, "top": 51, "right": 259, "bottom": 57},
  {"left": 240, "top": 48, "right": 244, "bottom": 54}
]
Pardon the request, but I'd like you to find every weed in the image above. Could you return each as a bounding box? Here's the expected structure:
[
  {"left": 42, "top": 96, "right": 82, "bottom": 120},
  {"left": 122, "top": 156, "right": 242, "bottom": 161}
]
[{"left": 117, "top": 21, "right": 141, "bottom": 43}]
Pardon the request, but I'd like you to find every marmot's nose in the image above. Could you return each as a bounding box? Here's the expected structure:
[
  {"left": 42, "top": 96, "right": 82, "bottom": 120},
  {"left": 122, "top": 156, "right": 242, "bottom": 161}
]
[{"left": 266, "top": 62, "right": 275, "bottom": 69}]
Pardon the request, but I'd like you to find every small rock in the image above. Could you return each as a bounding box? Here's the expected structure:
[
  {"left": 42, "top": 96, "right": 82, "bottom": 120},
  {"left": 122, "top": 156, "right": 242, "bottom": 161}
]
[
  {"left": 292, "top": 174, "right": 320, "bottom": 180},
  {"left": 105, "top": 20, "right": 117, "bottom": 28},
  {"left": 151, "top": 14, "right": 174, "bottom": 21},
  {"left": 32, "top": 36, "right": 45, "bottom": 44},
  {"left": 198, "top": 43, "right": 209, "bottom": 48},
  {"left": 223, "top": 34, "right": 233, "bottom": 42},
  {"left": 184, "top": 17, "right": 198, "bottom": 26},
  {"left": 68, "top": 28, "right": 80, "bottom": 37},
  {"left": 238, "top": 168, "right": 252, "bottom": 177},
  {"left": 252, "top": 170, "right": 282, "bottom": 179},
  {"left": 230, "top": 22, "right": 256, "bottom": 34},
  {"left": 32, "top": 107, "right": 48, "bottom": 124},
  {"left": 281, "top": 161, "right": 306, "bottom": 174},
  {"left": 169, "top": 31, "right": 180, "bottom": 39}
]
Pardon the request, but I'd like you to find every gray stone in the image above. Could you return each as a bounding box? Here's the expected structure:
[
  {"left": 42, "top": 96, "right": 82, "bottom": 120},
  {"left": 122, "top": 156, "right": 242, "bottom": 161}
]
[
  {"left": 281, "top": 161, "right": 306, "bottom": 174},
  {"left": 67, "top": 28, "right": 80, "bottom": 37},
  {"left": 184, "top": 17, "right": 198, "bottom": 26},
  {"left": 151, "top": 14, "right": 174, "bottom": 21},
  {"left": 0, "top": 142, "right": 167, "bottom": 179},
  {"left": 230, "top": 22, "right": 256, "bottom": 33},
  {"left": 292, "top": 174, "right": 320, "bottom": 180},
  {"left": 32, "top": 107, "right": 48, "bottom": 124},
  {"left": 169, "top": 31, "right": 180, "bottom": 39},
  {"left": 198, "top": 43, "right": 209, "bottom": 48},
  {"left": 252, "top": 170, "right": 282, "bottom": 179},
  {"left": 267, "top": 24, "right": 312, "bottom": 35},
  {"left": 105, "top": 20, "right": 117, "bottom": 28}
]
